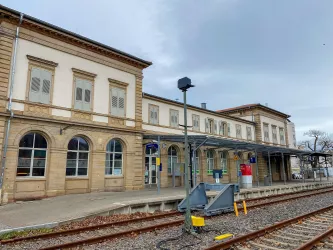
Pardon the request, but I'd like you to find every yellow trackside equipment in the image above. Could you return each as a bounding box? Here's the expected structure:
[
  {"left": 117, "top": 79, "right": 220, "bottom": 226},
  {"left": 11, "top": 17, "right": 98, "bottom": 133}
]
[{"left": 191, "top": 216, "right": 205, "bottom": 227}]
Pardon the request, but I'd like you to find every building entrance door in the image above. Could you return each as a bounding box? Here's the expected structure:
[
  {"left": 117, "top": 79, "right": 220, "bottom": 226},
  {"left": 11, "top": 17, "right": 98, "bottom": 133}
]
[{"left": 145, "top": 156, "right": 157, "bottom": 185}]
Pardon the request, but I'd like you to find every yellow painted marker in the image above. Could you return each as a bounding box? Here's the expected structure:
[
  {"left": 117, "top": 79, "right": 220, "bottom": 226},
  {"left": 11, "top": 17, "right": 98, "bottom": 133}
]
[
  {"left": 243, "top": 200, "right": 247, "bottom": 215},
  {"left": 215, "top": 233, "right": 233, "bottom": 241},
  {"left": 233, "top": 202, "right": 238, "bottom": 217}
]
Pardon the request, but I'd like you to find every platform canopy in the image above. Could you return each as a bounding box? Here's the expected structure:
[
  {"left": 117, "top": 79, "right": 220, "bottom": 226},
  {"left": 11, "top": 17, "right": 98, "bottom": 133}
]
[{"left": 143, "top": 134, "right": 331, "bottom": 157}]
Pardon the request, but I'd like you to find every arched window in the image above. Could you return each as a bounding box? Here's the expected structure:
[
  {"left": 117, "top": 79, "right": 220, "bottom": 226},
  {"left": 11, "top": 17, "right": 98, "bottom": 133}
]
[
  {"left": 193, "top": 150, "right": 200, "bottom": 174},
  {"left": 168, "top": 146, "right": 178, "bottom": 174},
  {"left": 106, "top": 139, "right": 123, "bottom": 176},
  {"left": 206, "top": 149, "right": 215, "bottom": 174},
  {"left": 220, "top": 151, "right": 228, "bottom": 174},
  {"left": 17, "top": 133, "right": 47, "bottom": 177},
  {"left": 66, "top": 137, "right": 89, "bottom": 176}
]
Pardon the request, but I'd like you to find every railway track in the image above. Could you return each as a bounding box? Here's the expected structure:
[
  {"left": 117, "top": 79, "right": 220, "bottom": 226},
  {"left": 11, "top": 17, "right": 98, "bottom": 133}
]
[
  {"left": 1, "top": 186, "right": 333, "bottom": 249},
  {"left": 205, "top": 204, "right": 333, "bottom": 250}
]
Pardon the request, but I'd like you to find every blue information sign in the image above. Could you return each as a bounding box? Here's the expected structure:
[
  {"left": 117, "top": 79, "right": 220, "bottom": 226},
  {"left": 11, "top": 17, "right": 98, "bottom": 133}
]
[{"left": 146, "top": 143, "right": 158, "bottom": 149}]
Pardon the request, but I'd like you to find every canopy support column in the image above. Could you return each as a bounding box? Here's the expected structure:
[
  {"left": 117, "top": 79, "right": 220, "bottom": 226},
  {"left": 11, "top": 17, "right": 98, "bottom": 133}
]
[
  {"left": 255, "top": 149, "right": 259, "bottom": 187},
  {"left": 282, "top": 152, "right": 286, "bottom": 185},
  {"left": 268, "top": 151, "right": 272, "bottom": 186}
]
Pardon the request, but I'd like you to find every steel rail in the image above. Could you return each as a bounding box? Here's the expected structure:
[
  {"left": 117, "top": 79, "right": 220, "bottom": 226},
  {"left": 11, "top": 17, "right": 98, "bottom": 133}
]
[
  {"left": 235, "top": 185, "right": 333, "bottom": 204},
  {"left": 204, "top": 204, "right": 333, "bottom": 250},
  {"left": 39, "top": 219, "right": 184, "bottom": 250},
  {"left": 0, "top": 211, "right": 181, "bottom": 244},
  {"left": 2, "top": 187, "right": 333, "bottom": 247},
  {"left": 296, "top": 227, "right": 333, "bottom": 250},
  {"left": 240, "top": 187, "right": 333, "bottom": 210}
]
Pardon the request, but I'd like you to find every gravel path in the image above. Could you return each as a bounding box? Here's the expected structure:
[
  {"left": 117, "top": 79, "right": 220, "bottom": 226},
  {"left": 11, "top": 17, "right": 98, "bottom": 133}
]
[{"left": 84, "top": 192, "right": 333, "bottom": 250}]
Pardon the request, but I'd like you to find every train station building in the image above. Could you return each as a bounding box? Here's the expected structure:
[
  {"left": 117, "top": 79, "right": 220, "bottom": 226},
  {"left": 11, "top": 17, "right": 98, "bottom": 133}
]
[{"left": 0, "top": 6, "right": 305, "bottom": 203}]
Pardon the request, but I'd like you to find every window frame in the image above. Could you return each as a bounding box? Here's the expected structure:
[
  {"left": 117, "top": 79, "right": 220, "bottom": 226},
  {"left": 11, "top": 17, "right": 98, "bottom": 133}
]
[
  {"left": 25, "top": 55, "right": 58, "bottom": 105},
  {"left": 272, "top": 125, "right": 278, "bottom": 144},
  {"left": 17, "top": 132, "right": 48, "bottom": 178},
  {"left": 71, "top": 68, "right": 96, "bottom": 112},
  {"left": 227, "top": 123, "right": 231, "bottom": 137},
  {"left": 108, "top": 78, "right": 128, "bottom": 118},
  {"left": 167, "top": 146, "right": 178, "bottom": 174},
  {"left": 169, "top": 109, "right": 179, "bottom": 128},
  {"left": 279, "top": 127, "right": 285, "bottom": 145},
  {"left": 105, "top": 139, "right": 123, "bottom": 176},
  {"left": 220, "top": 151, "right": 228, "bottom": 175},
  {"left": 148, "top": 104, "right": 159, "bottom": 125},
  {"left": 206, "top": 149, "right": 215, "bottom": 175},
  {"left": 66, "top": 137, "right": 90, "bottom": 177},
  {"left": 236, "top": 124, "right": 242, "bottom": 139},
  {"left": 192, "top": 114, "right": 200, "bottom": 131},
  {"left": 208, "top": 118, "right": 214, "bottom": 134},
  {"left": 263, "top": 123, "right": 270, "bottom": 142},
  {"left": 246, "top": 126, "right": 252, "bottom": 141},
  {"left": 219, "top": 121, "right": 227, "bottom": 136}
]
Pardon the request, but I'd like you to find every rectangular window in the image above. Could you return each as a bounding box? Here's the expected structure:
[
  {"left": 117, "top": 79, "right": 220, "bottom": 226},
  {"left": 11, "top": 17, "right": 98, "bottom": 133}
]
[
  {"left": 170, "top": 109, "right": 179, "bottom": 128},
  {"left": 227, "top": 123, "right": 231, "bottom": 136},
  {"left": 29, "top": 67, "right": 52, "bottom": 104},
  {"left": 149, "top": 104, "right": 159, "bottom": 125},
  {"left": 74, "top": 77, "right": 92, "bottom": 111},
  {"left": 236, "top": 124, "right": 242, "bottom": 139},
  {"left": 219, "top": 121, "right": 227, "bottom": 136},
  {"left": 205, "top": 118, "right": 214, "bottom": 134},
  {"left": 272, "top": 125, "right": 278, "bottom": 144},
  {"left": 110, "top": 87, "right": 126, "bottom": 117},
  {"left": 263, "top": 123, "right": 270, "bottom": 142},
  {"left": 246, "top": 126, "right": 252, "bottom": 140},
  {"left": 192, "top": 114, "right": 200, "bottom": 131},
  {"left": 279, "top": 127, "right": 285, "bottom": 144}
]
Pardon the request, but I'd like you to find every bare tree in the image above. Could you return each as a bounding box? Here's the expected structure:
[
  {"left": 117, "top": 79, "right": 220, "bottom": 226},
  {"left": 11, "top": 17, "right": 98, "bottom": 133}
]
[{"left": 298, "top": 130, "right": 333, "bottom": 168}]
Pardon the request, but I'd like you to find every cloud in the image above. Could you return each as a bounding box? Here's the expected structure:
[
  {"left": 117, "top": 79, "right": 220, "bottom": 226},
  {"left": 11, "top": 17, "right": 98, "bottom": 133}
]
[{"left": 3, "top": 0, "right": 333, "bottom": 141}]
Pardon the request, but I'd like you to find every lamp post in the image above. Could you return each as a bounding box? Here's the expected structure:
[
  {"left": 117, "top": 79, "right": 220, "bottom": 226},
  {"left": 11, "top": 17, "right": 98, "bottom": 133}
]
[{"left": 178, "top": 77, "right": 195, "bottom": 233}]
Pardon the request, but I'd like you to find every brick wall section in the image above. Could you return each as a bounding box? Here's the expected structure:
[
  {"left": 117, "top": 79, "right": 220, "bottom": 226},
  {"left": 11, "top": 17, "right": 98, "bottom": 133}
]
[
  {"left": 0, "top": 32, "right": 13, "bottom": 111},
  {"left": 135, "top": 75, "right": 143, "bottom": 129},
  {"left": 254, "top": 114, "right": 262, "bottom": 142}
]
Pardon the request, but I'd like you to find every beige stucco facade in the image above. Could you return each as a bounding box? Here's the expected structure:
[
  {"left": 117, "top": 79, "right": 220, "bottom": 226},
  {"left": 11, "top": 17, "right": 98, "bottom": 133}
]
[{"left": 0, "top": 6, "right": 296, "bottom": 204}]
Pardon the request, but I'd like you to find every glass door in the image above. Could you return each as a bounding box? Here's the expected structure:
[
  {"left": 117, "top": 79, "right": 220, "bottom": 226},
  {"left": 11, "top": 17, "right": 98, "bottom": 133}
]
[{"left": 144, "top": 156, "right": 157, "bottom": 185}]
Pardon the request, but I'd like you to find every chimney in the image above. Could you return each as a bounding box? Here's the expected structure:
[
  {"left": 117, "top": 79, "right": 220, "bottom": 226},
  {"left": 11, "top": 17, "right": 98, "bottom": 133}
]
[{"left": 201, "top": 103, "right": 207, "bottom": 109}]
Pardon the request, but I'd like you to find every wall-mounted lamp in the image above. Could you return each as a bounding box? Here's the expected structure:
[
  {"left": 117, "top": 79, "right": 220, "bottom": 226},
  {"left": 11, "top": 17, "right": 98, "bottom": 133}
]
[{"left": 60, "top": 125, "right": 73, "bottom": 135}]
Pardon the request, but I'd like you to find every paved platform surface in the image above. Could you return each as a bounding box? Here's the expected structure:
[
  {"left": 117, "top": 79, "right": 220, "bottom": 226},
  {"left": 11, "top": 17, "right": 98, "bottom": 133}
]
[{"left": 0, "top": 179, "right": 331, "bottom": 230}]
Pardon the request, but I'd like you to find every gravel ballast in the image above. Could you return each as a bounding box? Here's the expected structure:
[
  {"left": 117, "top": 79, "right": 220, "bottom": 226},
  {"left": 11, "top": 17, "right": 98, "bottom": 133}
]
[
  {"left": 2, "top": 192, "right": 333, "bottom": 250},
  {"left": 85, "top": 192, "right": 333, "bottom": 250}
]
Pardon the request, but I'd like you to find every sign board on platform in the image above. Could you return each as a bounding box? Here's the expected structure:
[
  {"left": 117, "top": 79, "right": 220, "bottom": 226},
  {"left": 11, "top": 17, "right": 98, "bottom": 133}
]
[
  {"left": 146, "top": 143, "right": 158, "bottom": 149},
  {"left": 174, "top": 163, "right": 184, "bottom": 176}
]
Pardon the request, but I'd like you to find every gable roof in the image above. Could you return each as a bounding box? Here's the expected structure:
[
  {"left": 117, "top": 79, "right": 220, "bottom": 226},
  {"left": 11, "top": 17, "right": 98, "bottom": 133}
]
[
  {"left": 0, "top": 5, "right": 152, "bottom": 69},
  {"left": 217, "top": 103, "right": 290, "bottom": 118}
]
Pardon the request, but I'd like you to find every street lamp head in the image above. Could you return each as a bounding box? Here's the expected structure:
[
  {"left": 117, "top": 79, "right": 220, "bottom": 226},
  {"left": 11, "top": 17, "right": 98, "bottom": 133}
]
[{"left": 178, "top": 77, "right": 195, "bottom": 91}]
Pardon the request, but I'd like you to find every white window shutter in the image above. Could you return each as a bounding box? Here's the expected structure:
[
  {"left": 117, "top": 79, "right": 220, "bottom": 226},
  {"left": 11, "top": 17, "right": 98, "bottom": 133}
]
[
  {"left": 82, "top": 80, "right": 92, "bottom": 111},
  {"left": 227, "top": 123, "right": 231, "bottom": 136},
  {"left": 175, "top": 112, "right": 179, "bottom": 127},
  {"left": 74, "top": 78, "right": 83, "bottom": 110},
  {"left": 218, "top": 121, "right": 222, "bottom": 135},
  {"left": 111, "top": 87, "right": 118, "bottom": 116},
  {"left": 40, "top": 69, "right": 52, "bottom": 104},
  {"left": 29, "top": 68, "right": 41, "bottom": 102},
  {"left": 149, "top": 105, "right": 154, "bottom": 124},
  {"left": 154, "top": 106, "right": 158, "bottom": 124},
  {"left": 118, "top": 89, "right": 125, "bottom": 117},
  {"left": 214, "top": 120, "right": 218, "bottom": 134},
  {"left": 205, "top": 118, "right": 209, "bottom": 132}
]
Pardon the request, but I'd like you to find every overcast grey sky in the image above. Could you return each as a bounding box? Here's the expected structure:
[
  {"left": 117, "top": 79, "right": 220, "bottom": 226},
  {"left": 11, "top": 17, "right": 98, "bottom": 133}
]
[{"left": 3, "top": 0, "right": 333, "bottom": 141}]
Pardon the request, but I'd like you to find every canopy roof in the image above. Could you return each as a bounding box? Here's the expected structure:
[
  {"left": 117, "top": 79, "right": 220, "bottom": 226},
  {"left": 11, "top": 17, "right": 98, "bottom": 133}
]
[{"left": 143, "top": 134, "right": 331, "bottom": 157}]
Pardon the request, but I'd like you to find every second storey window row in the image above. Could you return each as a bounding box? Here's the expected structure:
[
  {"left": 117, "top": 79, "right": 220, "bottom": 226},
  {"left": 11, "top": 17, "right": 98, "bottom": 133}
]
[{"left": 26, "top": 55, "right": 128, "bottom": 118}]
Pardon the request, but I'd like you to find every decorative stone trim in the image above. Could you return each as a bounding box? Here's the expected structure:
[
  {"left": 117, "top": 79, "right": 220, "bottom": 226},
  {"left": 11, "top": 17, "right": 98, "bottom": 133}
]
[
  {"left": 72, "top": 68, "right": 97, "bottom": 79},
  {"left": 26, "top": 55, "right": 58, "bottom": 67},
  {"left": 108, "top": 78, "right": 128, "bottom": 88}
]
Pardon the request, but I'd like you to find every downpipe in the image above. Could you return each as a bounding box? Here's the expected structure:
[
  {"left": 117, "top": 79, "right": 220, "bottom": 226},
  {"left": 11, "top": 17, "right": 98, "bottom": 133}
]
[{"left": 0, "top": 13, "right": 24, "bottom": 204}]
